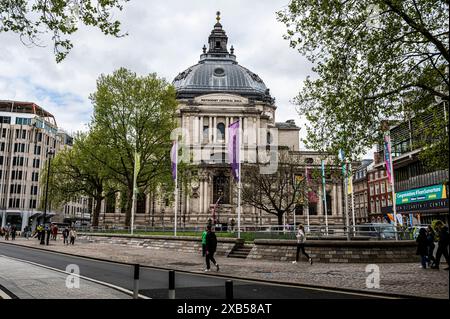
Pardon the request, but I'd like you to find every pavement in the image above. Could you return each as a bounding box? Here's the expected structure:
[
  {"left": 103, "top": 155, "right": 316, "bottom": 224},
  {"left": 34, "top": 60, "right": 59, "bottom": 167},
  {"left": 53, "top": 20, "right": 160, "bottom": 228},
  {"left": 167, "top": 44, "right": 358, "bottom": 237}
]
[
  {"left": 0, "top": 237, "right": 448, "bottom": 299},
  {"left": 0, "top": 255, "right": 131, "bottom": 299}
]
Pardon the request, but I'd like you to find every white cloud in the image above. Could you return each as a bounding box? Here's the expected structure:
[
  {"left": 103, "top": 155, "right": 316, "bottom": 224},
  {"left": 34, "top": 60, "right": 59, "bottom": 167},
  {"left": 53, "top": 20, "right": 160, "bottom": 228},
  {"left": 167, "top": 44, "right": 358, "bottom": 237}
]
[{"left": 1, "top": 0, "right": 373, "bottom": 158}]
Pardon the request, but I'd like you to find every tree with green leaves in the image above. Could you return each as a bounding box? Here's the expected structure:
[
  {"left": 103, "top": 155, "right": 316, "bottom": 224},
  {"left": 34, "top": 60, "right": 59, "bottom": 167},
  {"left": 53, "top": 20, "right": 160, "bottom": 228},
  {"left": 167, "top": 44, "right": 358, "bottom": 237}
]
[
  {"left": 89, "top": 67, "right": 178, "bottom": 227},
  {"left": 40, "top": 131, "right": 118, "bottom": 226},
  {"left": 277, "top": 0, "right": 449, "bottom": 167},
  {"left": 0, "top": 0, "right": 128, "bottom": 62}
]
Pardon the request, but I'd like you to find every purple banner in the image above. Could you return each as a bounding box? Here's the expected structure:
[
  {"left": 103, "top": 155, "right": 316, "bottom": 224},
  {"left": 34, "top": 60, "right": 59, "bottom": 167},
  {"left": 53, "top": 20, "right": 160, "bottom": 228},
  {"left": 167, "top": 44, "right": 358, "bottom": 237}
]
[
  {"left": 228, "top": 120, "right": 240, "bottom": 181},
  {"left": 384, "top": 134, "right": 393, "bottom": 185},
  {"left": 171, "top": 140, "right": 177, "bottom": 181}
]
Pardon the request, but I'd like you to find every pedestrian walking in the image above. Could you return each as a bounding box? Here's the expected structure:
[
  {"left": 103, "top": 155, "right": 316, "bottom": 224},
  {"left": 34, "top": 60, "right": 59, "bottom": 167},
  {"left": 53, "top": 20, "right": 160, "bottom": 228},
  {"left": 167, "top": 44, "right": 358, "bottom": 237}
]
[
  {"left": 292, "top": 224, "right": 313, "bottom": 265},
  {"left": 431, "top": 221, "right": 449, "bottom": 270},
  {"left": 426, "top": 225, "right": 436, "bottom": 267},
  {"left": 45, "top": 224, "right": 51, "bottom": 245},
  {"left": 416, "top": 228, "right": 429, "bottom": 269},
  {"left": 4, "top": 224, "right": 10, "bottom": 240},
  {"left": 62, "top": 227, "right": 69, "bottom": 245},
  {"left": 69, "top": 228, "right": 77, "bottom": 245},
  {"left": 201, "top": 227, "right": 207, "bottom": 257},
  {"left": 52, "top": 224, "right": 58, "bottom": 240},
  {"left": 11, "top": 225, "right": 16, "bottom": 240},
  {"left": 204, "top": 225, "right": 219, "bottom": 272}
]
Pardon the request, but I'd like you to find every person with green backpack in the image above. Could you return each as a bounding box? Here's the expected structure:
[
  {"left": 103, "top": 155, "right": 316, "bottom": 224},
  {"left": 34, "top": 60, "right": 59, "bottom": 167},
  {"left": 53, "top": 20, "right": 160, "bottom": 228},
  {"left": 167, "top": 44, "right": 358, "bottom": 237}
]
[{"left": 201, "top": 226, "right": 208, "bottom": 257}]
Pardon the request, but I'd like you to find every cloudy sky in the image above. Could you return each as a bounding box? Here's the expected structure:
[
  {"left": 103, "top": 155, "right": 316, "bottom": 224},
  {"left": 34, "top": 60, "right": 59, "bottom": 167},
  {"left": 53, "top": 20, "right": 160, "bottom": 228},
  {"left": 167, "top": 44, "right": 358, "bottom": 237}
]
[{"left": 1, "top": 0, "right": 369, "bottom": 154}]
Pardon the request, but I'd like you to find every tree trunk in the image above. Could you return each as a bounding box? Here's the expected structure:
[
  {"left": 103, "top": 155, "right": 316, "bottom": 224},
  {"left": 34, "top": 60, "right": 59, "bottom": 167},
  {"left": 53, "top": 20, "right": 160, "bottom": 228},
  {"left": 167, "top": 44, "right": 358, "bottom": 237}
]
[
  {"left": 277, "top": 213, "right": 283, "bottom": 227},
  {"left": 92, "top": 196, "right": 102, "bottom": 227}
]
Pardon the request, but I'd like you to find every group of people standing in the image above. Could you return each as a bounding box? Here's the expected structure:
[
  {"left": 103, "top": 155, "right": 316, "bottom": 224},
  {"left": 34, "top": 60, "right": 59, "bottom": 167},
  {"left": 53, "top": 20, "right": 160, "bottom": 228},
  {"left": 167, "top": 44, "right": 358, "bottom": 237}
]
[
  {"left": 0, "top": 224, "right": 17, "bottom": 240},
  {"left": 33, "top": 224, "right": 77, "bottom": 246},
  {"left": 416, "top": 221, "right": 449, "bottom": 270}
]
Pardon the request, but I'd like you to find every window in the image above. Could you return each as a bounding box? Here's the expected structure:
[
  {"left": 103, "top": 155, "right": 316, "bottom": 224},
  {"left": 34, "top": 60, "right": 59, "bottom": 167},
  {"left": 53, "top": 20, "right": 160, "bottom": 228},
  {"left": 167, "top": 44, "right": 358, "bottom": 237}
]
[
  {"left": 31, "top": 185, "right": 38, "bottom": 195},
  {"left": 203, "top": 125, "right": 209, "bottom": 141},
  {"left": 11, "top": 171, "right": 23, "bottom": 180},
  {"left": 1, "top": 128, "right": 7, "bottom": 138},
  {"left": 16, "top": 117, "right": 32, "bottom": 125},
  {"left": 0, "top": 142, "right": 4, "bottom": 151},
  {"left": 34, "top": 145, "right": 41, "bottom": 155},
  {"left": 36, "top": 132, "right": 42, "bottom": 142},
  {"left": 375, "top": 183, "right": 379, "bottom": 195},
  {"left": 33, "top": 158, "right": 40, "bottom": 168},
  {"left": 29, "top": 199, "right": 37, "bottom": 209},
  {"left": 381, "top": 182, "right": 385, "bottom": 194},
  {"left": 32, "top": 172, "right": 39, "bottom": 182},
  {"left": 0, "top": 156, "right": 3, "bottom": 165},
  {"left": 215, "top": 41, "right": 221, "bottom": 48},
  {"left": 0, "top": 116, "right": 11, "bottom": 124},
  {"left": 216, "top": 123, "right": 225, "bottom": 142},
  {"left": 12, "top": 156, "right": 24, "bottom": 166},
  {"left": 381, "top": 196, "right": 386, "bottom": 207}
]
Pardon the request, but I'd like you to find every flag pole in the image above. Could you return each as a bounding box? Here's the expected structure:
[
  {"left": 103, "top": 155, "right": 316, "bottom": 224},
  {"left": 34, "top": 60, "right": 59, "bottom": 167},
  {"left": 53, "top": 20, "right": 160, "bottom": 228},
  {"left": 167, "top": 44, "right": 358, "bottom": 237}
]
[
  {"left": 130, "top": 151, "right": 139, "bottom": 236},
  {"left": 384, "top": 132, "right": 398, "bottom": 240}
]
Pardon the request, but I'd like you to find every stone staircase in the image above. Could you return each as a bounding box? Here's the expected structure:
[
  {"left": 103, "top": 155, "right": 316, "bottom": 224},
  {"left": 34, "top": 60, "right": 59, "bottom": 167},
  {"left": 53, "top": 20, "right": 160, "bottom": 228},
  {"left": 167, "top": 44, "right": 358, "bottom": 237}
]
[{"left": 227, "top": 243, "right": 254, "bottom": 259}]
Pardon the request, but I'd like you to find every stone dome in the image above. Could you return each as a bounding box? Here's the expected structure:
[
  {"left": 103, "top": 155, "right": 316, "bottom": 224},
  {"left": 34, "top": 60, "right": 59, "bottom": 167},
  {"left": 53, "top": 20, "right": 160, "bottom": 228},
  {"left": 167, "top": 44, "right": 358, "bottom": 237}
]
[{"left": 172, "top": 12, "right": 273, "bottom": 104}]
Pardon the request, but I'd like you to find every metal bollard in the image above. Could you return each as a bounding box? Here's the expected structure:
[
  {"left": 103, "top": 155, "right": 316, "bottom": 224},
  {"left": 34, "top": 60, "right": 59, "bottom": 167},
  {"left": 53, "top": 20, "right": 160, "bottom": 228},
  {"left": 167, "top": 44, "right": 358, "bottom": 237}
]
[
  {"left": 169, "top": 270, "right": 176, "bottom": 299},
  {"left": 133, "top": 264, "right": 140, "bottom": 299},
  {"left": 225, "top": 280, "right": 233, "bottom": 299}
]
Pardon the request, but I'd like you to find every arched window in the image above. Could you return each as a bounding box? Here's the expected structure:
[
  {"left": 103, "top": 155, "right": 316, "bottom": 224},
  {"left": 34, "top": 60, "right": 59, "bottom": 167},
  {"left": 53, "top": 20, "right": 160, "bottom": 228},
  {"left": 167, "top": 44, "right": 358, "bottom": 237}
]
[{"left": 217, "top": 123, "right": 225, "bottom": 142}]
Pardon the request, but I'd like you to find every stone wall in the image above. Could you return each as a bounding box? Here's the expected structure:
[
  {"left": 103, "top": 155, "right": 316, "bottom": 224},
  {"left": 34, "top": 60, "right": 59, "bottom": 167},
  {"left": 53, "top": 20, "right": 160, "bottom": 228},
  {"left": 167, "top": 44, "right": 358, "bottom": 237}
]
[
  {"left": 247, "top": 239, "right": 418, "bottom": 263},
  {"left": 79, "top": 233, "right": 241, "bottom": 256}
]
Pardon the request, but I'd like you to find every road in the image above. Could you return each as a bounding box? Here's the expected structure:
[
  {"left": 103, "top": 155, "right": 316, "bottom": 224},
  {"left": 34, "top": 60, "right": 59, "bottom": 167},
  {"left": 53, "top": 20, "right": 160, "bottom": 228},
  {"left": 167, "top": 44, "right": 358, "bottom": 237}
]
[{"left": 0, "top": 242, "right": 387, "bottom": 299}]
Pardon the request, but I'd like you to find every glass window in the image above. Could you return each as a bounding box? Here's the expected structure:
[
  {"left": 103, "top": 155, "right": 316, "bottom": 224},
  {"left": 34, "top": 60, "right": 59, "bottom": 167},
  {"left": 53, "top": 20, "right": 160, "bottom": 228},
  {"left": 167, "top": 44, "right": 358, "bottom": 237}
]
[{"left": 216, "top": 123, "right": 225, "bottom": 142}]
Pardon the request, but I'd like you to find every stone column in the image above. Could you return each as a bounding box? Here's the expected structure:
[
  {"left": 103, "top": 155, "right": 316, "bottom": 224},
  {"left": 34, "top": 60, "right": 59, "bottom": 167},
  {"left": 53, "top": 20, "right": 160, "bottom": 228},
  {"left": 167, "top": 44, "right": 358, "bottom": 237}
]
[
  {"left": 213, "top": 117, "right": 217, "bottom": 143},
  {"left": 209, "top": 116, "right": 213, "bottom": 143},
  {"left": 21, "top": 212, "right": 28, "bottom": 232},
  {"left": 337, "top": 183, "right": 343, "bottom": 218},
  {"left": 200, "top": 116, "right": 204, "bottom": 144},
  {"left": 204, "top": 176, "right": 209, "bottom": 215},
  {"left": 199, "top": 179, "right": 204, "bottom": 214},
  {"left": 1, "top": 212, "right": 6, "bottom": 228},
  {"left": 225, "top": 117, "right": 229, "bottom": 144},
  {"left": 332, "top": 183, "right": 337, "bottom": 216},
  {"left": 243, "top": 117, "right": 248, "bottom": 144}
]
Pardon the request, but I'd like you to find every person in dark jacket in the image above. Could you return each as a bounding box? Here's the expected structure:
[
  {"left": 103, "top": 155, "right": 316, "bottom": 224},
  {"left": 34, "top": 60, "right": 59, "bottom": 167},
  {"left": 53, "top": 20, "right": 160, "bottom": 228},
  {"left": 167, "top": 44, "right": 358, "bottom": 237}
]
[
  {"left": 204, "top": 225, "right": 219, "bottom": 272},
  {"left": 62, "top": 227, "right": 69, "bottom": 245},
  {"left": 426, "top": 226, "right": 436, "bottom": 267},
  {"left": 416, "top": 228, "right": 428, "bottom": 269},
  {"left": 431, "top": 222, "right": 449, "bottom": 270}
]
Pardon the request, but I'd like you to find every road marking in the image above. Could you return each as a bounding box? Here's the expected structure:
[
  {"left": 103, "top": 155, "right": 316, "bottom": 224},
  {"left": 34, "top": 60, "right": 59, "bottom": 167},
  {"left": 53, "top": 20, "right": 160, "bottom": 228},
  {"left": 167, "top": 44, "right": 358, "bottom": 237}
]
[
  {"left": 0, "top": 254, "right": 151, "bottom": 299},
  {"left": 0, "top": 287, "right": 12, "bottom": 299}
]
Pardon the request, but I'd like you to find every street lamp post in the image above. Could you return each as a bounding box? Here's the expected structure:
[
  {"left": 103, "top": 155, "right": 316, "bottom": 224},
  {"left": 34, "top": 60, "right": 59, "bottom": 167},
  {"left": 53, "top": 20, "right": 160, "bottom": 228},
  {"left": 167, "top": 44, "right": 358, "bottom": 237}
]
[{"left": 40, "top": 150, "right": 54, "bottom": 245}]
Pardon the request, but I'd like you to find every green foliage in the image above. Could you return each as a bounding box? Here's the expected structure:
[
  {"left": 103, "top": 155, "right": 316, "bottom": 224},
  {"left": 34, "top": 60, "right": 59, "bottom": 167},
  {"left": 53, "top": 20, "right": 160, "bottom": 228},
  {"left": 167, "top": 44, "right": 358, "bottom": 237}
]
[
  {"left": 89, "top": 67, "right": 178, "bottom": 226},
  {"left": 0, "top": 0, "right": 128, "bottom": 62},
  {"left": 277, "top": 0, "right": 449, "bottom": 164},
  {"left": 40, "top": 132, "right": 118, "bottom": 225}
]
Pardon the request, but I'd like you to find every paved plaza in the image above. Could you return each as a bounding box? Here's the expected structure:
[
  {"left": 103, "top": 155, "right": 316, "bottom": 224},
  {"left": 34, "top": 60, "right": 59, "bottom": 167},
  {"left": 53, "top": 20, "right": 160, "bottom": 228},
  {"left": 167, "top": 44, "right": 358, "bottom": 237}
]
[{"left": 0, "top": 237, "right": 448, "bottom": 299}]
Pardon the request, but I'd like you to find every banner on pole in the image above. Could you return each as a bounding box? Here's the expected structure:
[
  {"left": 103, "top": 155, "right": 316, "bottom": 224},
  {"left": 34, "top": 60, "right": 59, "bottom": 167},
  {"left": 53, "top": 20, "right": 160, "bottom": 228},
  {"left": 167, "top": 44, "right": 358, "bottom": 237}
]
[
  {"left": 228, "top": 120, "right": 240, "bottom": 181},
  {"left": 171, "top": 140, "right": 177, "bottom": 181},
  {"left": 383, "top": 133, "right": 393, "bottom": 185}
]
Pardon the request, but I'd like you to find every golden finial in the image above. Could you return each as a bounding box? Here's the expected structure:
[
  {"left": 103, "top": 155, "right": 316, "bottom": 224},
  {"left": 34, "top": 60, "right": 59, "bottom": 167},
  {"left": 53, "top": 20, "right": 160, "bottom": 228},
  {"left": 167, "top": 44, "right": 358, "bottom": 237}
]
[{"left": 216, "top": 11, "right": 221, "bottom": 23}]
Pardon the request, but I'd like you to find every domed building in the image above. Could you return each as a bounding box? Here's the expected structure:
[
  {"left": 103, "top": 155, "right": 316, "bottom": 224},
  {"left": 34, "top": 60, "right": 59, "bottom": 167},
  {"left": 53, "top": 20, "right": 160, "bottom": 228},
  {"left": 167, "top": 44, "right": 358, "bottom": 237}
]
[
  {"left": 151, "top": 13, "right": 312, "bottom": 228},
  {"left": 100, "top": 13, "right": 348, "bottom": 229}
]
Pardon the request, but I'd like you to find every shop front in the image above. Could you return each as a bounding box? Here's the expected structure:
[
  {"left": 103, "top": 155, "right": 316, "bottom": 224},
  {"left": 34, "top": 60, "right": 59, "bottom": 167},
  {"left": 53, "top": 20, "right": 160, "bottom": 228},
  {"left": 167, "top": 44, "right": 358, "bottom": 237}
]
[{"left": 382, "top": 184, "right": 449, "bottom": 225}]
